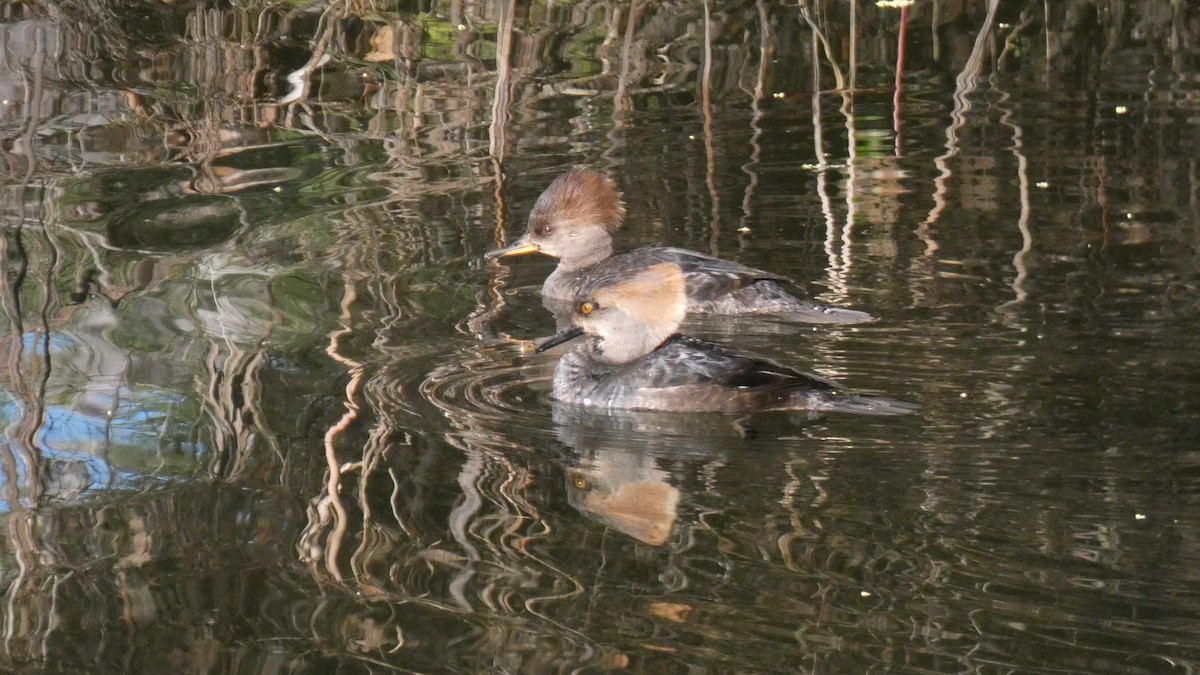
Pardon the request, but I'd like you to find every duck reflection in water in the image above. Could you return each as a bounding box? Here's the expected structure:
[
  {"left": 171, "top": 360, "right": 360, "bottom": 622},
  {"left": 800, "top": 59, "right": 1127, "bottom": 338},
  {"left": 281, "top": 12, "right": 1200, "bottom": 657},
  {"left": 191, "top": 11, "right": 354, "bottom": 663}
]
[
  {"left": 553, "top": 405, "right": 785, "bottom": 546},
  {"left": 536, "top": 262, "right": 917, "bottom": 415},
  {"left": 553, "top": 406, "right": 745, "bottom": 546},
  {"left": 486, "top": 167, "right": 874, "bottom": 326},
  {"left": 566, "top": 455, "right": 679, "bottom": 547}
]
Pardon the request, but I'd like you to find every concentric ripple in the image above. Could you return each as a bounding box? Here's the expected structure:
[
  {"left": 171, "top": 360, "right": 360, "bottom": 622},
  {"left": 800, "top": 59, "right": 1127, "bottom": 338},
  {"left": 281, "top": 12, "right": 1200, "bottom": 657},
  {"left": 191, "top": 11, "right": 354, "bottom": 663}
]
[
  {"left": 421, "top": 342, "right": 554, "bottom": 414},
  {"left": 361, "top": 338, "right": 563, "bottom": 455}
]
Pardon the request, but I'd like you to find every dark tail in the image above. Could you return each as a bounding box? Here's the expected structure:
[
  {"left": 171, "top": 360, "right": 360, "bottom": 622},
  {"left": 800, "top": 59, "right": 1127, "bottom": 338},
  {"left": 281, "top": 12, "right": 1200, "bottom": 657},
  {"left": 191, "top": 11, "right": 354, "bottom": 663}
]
[
  {"left": 819, "top": 393, "right": 920, "bottom": 416},
  {"left": 750, "top": 282, "right": 876, "bottom": 324},
  {"left": 782, "top": 300, "right": 876, "bottom": 325}
]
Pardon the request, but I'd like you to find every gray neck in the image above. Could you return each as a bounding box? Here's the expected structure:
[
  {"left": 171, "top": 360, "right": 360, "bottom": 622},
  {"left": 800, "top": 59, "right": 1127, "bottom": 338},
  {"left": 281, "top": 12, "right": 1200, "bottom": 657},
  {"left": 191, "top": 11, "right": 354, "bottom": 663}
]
[
  {"left": 556, "top": 238, "right": 613, "bottom": 273},
  {"left": 541, "top": 238, "right": 614, "bottom": 301}
]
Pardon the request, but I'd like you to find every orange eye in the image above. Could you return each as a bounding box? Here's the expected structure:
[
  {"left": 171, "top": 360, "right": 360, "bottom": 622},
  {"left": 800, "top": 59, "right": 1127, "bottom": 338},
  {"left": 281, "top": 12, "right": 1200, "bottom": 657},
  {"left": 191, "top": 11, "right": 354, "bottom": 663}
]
[{"left": 579, "top": 301, "right": 595, "bottom": 315}]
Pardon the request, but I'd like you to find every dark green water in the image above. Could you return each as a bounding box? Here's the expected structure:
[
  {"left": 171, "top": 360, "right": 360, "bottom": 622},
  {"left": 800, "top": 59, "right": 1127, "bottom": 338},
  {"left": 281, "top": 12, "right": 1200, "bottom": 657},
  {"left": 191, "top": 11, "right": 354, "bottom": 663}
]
[{"left": 2, "top": 2, "right": 1199, "bottom": 672}]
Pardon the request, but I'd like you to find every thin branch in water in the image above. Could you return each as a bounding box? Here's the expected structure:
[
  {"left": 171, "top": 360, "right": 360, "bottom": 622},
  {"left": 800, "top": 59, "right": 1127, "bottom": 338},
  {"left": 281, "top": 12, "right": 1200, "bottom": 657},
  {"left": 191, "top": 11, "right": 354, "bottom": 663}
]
[
  {"left": 849, "top": 0, "right": 858, "bottom": 91},
  {"left": 994, "top": 83, "right": 1033, "bottom": 315},
  {"left": 739, "top": 0, "right": 772, "bottom": 238},
  {"left": 997, "top": 9, "right": 1038, "bottom": 72},
  {"left": 922, "top": 0, "right": 1001, "bottom": 235},
  {"left": 799, "top": 1, "right": 846, "bottom": 92},
  {"left": 809, "top": 25, "right": 842, "bottom": 293},
  {"left": 702, "top": 0, "right": 720, "bottom": 256},
  {"left": 298, "top": 278, "right": 363, "bottom": 582},
  {"left": 488, "top": 0, "right": 516, "bottom": 161},
  {"left": 614, "top": 0, "right": 641, "bottom": 110},
  {"left": 894, "top": 4, "right": 908, "bottom": 155}
]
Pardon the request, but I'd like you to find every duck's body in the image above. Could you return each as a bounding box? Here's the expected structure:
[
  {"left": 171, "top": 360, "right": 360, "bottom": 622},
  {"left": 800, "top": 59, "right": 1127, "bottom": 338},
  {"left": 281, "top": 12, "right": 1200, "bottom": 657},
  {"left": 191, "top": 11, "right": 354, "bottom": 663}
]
[
  {"left": 488, "top": 168, "right": 873, "bottom": 325},
  {"left": 536, "top": 263, "right": 916, "bottom": 415},
  {"left": 552, "top": 333, "right": 913, "bottom": 414}
]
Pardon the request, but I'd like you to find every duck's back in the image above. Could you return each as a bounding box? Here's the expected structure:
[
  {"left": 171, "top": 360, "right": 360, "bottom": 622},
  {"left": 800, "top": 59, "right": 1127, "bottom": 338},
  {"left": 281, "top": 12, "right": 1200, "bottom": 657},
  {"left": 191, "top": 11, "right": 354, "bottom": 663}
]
[
  {"left": 546, "top": 246, "right": 781, "bottom": 299},
  {"left": 545, "top": 246, "right": 872, "bottom": 324}
]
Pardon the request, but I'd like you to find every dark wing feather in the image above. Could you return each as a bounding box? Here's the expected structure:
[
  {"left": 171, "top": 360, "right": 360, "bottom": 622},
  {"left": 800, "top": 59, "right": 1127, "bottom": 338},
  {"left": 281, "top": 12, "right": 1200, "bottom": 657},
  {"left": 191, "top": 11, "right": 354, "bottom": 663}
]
[
  {"left": 652, "top": 247, "right": 791, "bottom": 296},
  {"left": 622, "top": 335, "right": 838, "bottom": 394},
  {"left": 588, "top": 247, "right": 789, "bottom": 293},
  {"left": 575, "top": 246, "right": 791, "bottom": 301}
]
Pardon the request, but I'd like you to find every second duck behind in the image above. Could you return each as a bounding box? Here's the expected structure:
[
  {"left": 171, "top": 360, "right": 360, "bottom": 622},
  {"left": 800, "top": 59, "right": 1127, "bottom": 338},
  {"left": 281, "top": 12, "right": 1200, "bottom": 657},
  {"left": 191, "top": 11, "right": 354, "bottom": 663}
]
[{"left": 486, "top": 167, "right": 874, "bottom": 325}]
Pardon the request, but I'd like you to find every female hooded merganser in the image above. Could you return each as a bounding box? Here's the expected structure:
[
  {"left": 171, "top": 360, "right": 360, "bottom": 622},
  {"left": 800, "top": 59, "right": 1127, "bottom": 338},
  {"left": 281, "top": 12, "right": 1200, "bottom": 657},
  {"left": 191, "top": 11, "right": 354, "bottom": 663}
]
[
  {"left": 486, "top": 167, "right": 873, "bottom": 324},
  {"left": 534, "top": 262, "right": 916, "bottom": 414}
]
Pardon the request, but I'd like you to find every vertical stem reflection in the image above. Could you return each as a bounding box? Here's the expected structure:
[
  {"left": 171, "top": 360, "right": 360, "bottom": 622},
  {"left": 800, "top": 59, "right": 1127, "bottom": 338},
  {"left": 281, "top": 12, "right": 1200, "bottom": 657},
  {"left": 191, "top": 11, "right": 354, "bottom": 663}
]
[
  {"left": 300, "top": 279, "right": 362, "bottom": 582},
  {"left": 921, "top": 0, "right": 1001, "bottom": 246},
  {"left": 702, "top": 0, "right": 721, "bottom": 256}
]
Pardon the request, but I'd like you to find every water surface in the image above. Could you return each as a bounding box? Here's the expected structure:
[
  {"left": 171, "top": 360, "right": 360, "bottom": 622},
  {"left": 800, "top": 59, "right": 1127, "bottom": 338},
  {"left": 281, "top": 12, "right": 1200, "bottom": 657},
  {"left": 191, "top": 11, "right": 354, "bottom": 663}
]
[{"left": 2, "top": 2, "right": 1199, "bottom": 672}]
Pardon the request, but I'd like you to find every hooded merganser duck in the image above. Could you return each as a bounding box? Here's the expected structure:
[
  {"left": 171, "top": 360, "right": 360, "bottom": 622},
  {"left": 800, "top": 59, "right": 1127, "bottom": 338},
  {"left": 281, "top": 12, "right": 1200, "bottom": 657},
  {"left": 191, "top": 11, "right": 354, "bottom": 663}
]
[
  {"left": 534, "top": 262, "right": 916, "bottom": 414},
  {"left": 486, "top": 167, "right": 874, "bottom": 324}
]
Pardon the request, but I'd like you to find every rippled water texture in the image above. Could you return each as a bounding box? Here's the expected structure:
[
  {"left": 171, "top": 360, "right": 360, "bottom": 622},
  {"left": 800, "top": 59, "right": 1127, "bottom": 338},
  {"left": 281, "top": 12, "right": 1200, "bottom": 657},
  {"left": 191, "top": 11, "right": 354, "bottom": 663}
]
[{"left": 3, "top": 1, "right": 1200, "bottom": 672}]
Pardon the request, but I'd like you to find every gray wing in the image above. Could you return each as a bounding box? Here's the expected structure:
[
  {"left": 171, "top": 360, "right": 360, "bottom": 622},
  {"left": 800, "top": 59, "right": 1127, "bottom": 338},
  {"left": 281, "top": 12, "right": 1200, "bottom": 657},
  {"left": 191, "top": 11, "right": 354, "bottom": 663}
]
[
  {"left": 588, "top": 246, "right": 790, "bottom": 300},
  {"left": 619, "top": 336, "right": 838, "bottom": 393}
]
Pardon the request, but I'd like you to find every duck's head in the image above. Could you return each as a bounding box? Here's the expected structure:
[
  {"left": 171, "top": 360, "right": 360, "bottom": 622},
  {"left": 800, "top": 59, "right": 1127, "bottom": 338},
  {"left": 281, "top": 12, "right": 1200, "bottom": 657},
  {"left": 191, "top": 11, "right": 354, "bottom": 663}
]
[
  {"left": 536, "top": 263, "right": 687, "bottom": 365},
  {"left": 486, "top": 167, "right": 625, "bottom": 268}
]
